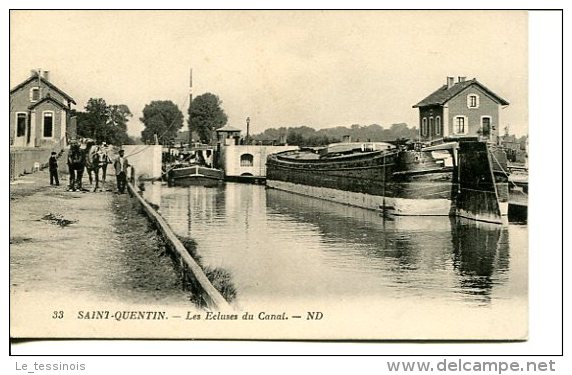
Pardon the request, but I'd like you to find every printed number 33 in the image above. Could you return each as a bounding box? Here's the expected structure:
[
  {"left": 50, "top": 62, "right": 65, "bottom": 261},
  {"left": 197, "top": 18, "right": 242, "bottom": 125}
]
[{"left": 52, "top": 311, "right": 64, "bottom": 319}]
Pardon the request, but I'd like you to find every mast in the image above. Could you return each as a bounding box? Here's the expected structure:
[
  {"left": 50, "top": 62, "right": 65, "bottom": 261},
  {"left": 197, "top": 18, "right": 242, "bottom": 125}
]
[
  {"left": 188, "top": 68, "right": 193, "bottom": 145},
  {"left": 246, "top": 116, "right": 250, "bottom": 145}
]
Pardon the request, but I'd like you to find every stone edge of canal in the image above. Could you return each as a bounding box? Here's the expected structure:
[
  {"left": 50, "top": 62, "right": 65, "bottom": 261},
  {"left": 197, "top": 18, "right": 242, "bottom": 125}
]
[{"left": 125, "top": 181, "right": 233, "bottom": 311}]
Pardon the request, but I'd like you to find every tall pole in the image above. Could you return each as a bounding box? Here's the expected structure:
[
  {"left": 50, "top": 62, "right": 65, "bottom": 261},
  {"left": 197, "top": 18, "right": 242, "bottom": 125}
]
[
  {"left": 188, "top": 68, "right": 193, "bottom": 145},
  {"left": 246, "top": 116, "right": 250, "bottom": 145}
]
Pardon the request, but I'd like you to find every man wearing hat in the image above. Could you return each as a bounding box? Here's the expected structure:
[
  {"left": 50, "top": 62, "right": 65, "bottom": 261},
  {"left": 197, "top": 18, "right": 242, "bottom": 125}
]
[
  {"left": 99, "top": 142, "right": 111, "bottom": 183},
  {"left": 113, "top": 149, "right": 130, "bottom": 194},
  {"left": 48, "top": 151, "right": 59, "bottom": 186}
]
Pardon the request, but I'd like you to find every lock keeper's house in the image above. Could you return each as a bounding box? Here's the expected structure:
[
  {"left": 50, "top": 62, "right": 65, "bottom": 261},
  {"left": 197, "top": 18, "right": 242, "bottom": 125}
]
[
  {"left": 9, "top": 71, "right": 76, "bottom": 180},
  {"left": 413, "top": 77, "right": 509, "bottom": 144}
]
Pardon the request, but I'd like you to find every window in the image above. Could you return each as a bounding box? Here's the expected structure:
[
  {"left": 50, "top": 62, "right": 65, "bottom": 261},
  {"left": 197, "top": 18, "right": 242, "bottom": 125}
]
[
  {"left": 30, "top": 87, "right": 40, "bottom": 102},
  {"left": 240, "top": 153, "right": 254, "bottom": 167},
  {"left": 43, "top": 112, "right": 54, "bottom": 138},
  {"left": 454, "top": 116, "right": 466, "bottom": 134},
  {"left": 421, "top": 118, "right": 428, "bottom": 137},
  {"left": 429, "top": 117, "right": 434, "bottom": 136},
  {"left": 467, "top": 94, "right": 479, "bottom": 108},
  {"left": 16, "top": 113, "right": 27, "bottom": 137},
  {"left": 435, "top": 116, "right": 441, "bottom": 136},
  {"left": 481, "top": 117, "right": 491, "bottom": 138}
]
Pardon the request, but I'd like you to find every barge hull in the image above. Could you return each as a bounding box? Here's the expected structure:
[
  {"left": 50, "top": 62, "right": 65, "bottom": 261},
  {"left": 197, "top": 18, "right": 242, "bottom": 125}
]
[
  {"left": 167, "top": 165, "right": 224, "bottom": 187},
  {"left": 170, "top": 176, "right": 223, "bottom": 187},
  {"left": 266, "top": 179, "right": 452, "bottom": 216}
]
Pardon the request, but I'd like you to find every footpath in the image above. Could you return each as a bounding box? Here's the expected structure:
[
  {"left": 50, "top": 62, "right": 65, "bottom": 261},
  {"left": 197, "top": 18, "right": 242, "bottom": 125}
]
[
  {"left": 10, "top": 165, "right": 194, "bottom": 338},
  {"left": 10, "top": 167, "right": 124, "bottom": 297}
]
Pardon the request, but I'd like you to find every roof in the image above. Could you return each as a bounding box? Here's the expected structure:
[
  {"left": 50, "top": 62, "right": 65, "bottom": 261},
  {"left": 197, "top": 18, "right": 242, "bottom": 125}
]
[
  {"left": 413, "top": 78, "right": 509, "bottom": 108},
  {"left": 216, "top": 125, "right": 242, "bottom": 133},
  {"left": 10, "top": 75, "right": 76, "bottom": 105},
  {"left": 28, "top": 94, "right": 69, "bottom": 110}
]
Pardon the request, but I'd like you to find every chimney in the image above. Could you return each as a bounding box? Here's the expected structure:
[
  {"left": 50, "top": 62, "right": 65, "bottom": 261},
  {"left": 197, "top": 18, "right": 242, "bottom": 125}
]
[
  {"left": 447, "top": 76, "right": 455, "bottom": 89},
  {"left": 458, "top": 76, "right": 466, "bottom": 83},
  {"left": 43, "top": 71, "right": 50, "bottom": 81}
]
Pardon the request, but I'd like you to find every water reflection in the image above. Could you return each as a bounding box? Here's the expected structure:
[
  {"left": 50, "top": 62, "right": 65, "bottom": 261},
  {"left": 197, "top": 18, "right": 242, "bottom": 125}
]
[
  {"left": 266, "top": 188, "right": 509, "bottom": 305},
  {"left": 156, "top": 183, "right": 520, "bottom": 307},
  {"left": 450, "top": 219, "right": 510, "bottom": 304},
  {"left": 157, "top": 185, "right": 227, "bottom": 237},
  {"left": 141, "top": 181, "right": 163, "bottom": 207}
]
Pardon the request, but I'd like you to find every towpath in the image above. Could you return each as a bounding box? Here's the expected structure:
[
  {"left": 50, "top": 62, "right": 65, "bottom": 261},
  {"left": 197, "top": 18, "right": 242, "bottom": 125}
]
[{"left": 10, "top": 165, "right": 195, "bottom": 337}]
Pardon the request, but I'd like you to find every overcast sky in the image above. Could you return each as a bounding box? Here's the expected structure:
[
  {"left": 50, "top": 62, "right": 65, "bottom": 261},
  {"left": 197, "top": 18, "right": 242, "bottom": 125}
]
[{"left": 10, "top": 10, "right": 528, "bottom": 137}]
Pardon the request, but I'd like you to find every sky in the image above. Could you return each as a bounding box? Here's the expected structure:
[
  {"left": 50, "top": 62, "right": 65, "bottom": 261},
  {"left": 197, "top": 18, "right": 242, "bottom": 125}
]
[{"left": 10, "top": 10, "right": 528, "bottom": 137}]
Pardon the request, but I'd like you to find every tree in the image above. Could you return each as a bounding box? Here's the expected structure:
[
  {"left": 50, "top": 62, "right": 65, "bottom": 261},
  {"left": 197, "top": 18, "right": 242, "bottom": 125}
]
[
  {"left": 107, "top": 104, "right": 134, "bottom": 145},
  {"left": 75, "top": 98, "right": 134, "bottom": 145},
  {"left": 140, "top": 100, "right": 184, "bottom": 145},
  {"left": 188, "top": 93, "right": 228, "bottom": 144},
  {"left": 286, "top": 131, "right": 305, "bottom": 146},
  {"left": 77, "top": 98, "right": 107, "bottom": 140},
  {"left": 108, "top": 104, "right": 132, "bottom": 132}
]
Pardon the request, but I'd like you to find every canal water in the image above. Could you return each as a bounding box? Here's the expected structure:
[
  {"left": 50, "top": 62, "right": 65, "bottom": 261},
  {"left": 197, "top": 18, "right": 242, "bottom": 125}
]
[{"left": 145, "top": 182, "right": 527, "bottom": 316}]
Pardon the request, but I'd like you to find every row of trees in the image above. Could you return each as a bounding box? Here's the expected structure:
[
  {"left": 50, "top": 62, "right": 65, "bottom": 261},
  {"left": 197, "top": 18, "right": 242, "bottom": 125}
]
[
  {"left": 252, "top": 123, "right": 419, "bottom": 146},
  {"left": 86, "top": 92, "right": 417, "bottom": 147},
  {"left": 74, "top": 98, "right": 134, "bottom": 145},
  {"left": 75, "top": 93, "right": 228, "bottom": 146},
  {"left": 139, "top": 93, "right": 228, "bottom": 145}
]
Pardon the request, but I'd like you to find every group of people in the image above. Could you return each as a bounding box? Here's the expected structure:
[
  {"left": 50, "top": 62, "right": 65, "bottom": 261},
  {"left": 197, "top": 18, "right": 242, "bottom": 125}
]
[{"left": 48, "top": 140, "right": 130, "bottom": 194}]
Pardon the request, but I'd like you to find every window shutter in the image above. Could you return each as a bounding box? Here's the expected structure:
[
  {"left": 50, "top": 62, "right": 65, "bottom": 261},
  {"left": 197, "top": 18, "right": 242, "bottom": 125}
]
[{"left": 467, "top": 94, "right": 479, "bottom": 108}]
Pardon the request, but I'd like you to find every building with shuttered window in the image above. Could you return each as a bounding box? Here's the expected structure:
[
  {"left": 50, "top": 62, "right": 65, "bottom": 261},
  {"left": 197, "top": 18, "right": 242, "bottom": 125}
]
[
  {"left": 413, "top": 77, "right": 509, "bottom": 144},
  {"left": 9, "top": 71, "right": 76, "bottom": 149}
]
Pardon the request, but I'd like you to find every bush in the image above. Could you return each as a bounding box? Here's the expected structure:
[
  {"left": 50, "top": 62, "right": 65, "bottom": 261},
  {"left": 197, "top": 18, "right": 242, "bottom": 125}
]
[
  {"left": 204, "top": 267, "right": 237, "bottom": 302},
  {"left": 176, "top": 235, "right": 237, "bottom": 302}
]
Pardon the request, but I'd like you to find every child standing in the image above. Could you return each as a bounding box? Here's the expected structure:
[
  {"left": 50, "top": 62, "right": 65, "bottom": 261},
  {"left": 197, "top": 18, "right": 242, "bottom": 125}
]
[{"left": 49, "top": 151, "right": 59, "bottom": 186}]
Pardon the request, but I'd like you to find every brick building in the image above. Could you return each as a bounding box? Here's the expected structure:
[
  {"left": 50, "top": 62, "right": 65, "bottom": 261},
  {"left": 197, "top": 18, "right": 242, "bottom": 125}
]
[
  {"left": 9, "top": 71, "right": 76, "bottom": 149},
  {"left": 413, "top": 77, "right": 509, "bottom": 144}
]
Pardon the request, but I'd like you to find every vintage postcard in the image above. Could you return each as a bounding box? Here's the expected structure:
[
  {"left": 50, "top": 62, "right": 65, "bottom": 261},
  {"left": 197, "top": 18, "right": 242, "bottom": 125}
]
[{"left": 10, "top": 10, "right": 528, "bottom": 341}]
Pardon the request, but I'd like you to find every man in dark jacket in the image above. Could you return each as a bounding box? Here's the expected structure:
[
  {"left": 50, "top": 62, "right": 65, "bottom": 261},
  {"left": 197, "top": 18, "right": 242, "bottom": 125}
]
[
  {"left": 113, "top": 149, "right": 129, "bottom": 194},
  {"left": 48, "top": 151, "right": 59, "bottom": 186}
]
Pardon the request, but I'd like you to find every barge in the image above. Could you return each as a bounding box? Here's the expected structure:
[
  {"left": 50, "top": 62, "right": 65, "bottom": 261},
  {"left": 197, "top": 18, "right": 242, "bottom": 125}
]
[
  {"left": 167, "top": 164, "right": 224, "bottom": 187},
  {"left": 266, "top": 138, "right": 508, "bottom": 224}
]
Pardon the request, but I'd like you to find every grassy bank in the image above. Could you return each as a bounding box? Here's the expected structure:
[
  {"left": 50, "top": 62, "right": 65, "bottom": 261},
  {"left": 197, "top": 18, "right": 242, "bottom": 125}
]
[
  {"left": 111, "top": 193, "right": 191, "bottom": 302},
  {"left": 123, "top": 187, "right": 237, "bottom": 307},
  {"left": 177, "top": 236, "right": 237, "bottom": 303}
]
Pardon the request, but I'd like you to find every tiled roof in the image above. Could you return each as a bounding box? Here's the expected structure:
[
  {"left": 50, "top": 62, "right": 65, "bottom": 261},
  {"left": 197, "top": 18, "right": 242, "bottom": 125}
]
[
  {"left": 10, "top": 75, "right": 76, "bottom": 104},
  {"left": 413, "top": 79, "right": 509, "bottom": 108},
  {"left": 28, "top": 94, "right": 68, "bottom": 110}
]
